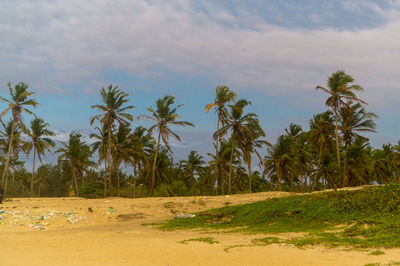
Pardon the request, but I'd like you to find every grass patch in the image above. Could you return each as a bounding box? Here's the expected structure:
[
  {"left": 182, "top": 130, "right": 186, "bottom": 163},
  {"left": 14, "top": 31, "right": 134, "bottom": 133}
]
[
  {"left": 179, "top": 237, "right": 219, "bottom": 245},
  {"left": 369, "top": 250, "right": 385, "bottom": 255},
  {"left": 162, "top": 184, "right": 400, "bottom": 248}
]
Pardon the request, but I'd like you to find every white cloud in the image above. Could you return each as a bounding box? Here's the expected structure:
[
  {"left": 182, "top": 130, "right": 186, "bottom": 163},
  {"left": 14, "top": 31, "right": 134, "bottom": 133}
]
[{"left": 0, "top": 0, "right": 400, "bottom": 112}]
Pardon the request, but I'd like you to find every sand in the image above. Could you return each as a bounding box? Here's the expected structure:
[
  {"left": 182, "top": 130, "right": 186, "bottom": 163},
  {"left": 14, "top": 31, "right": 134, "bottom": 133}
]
[{"left": 0, "top": 191, "right": 399, "bottom": 266}]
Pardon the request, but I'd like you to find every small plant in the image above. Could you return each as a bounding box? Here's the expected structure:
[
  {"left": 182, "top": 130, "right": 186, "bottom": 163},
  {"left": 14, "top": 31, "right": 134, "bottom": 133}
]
[
  {"left": 179, "top": 237, "right": 219, "bottom": 245},
  {"left": 368, "top": 250, "right": 385, "bottom": 256}
]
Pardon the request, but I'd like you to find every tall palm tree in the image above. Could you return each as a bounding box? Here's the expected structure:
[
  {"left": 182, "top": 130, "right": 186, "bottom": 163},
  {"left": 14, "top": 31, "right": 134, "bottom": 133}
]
[
  {"left": 56, "top": 132, "right": 92, "bottom": 196},
  {"left": 129, "top": 126, "right": 154, "bottom": 197},
  {"left": 180, "top": 151, "right": 205, "bottom": 195},
  {"left": 240, "top": 118, "right": 268, "bottom": 192},
  {"left": 205, "top": 86, "right": 236, "bottom": 194},
  {"left": 90, "top": 124, "right": 109, "bottom": 196},
  {"left": 316, "top": 71, "right": 365, "bottom": 185},
  {"left": 309, "top": 111, "right": 335, "bottom": 189},
  {"left": 0, "top": 82, "right": 38, "bottom": 191},
  {"left": 264, "top": 135, "right": 292, "bottom": 191},
  {"left": 0, "top": 121, "right": 29, "bottom": 195},
  {"left": 27, "top": 118, "right": 55, "bottom": 196},
  {"left": 217, "top": 99, "right": 256, "bottom": 194},
  {"left": 339, "top": 102, "right": 377, "bottom": 186},
  {"left": 112, "top": 124, "right": 134, "bottom": 197},
  {"left": 90, "top": 85, "right": 134, "bottom": 197},
  {"left": 139, "top": 95, "right": 194, "bottom": 196}
]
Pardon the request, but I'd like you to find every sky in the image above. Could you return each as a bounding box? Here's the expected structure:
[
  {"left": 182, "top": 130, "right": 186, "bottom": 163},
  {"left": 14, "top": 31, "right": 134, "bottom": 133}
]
[{"left": 1, "top": 0, "right": 400, "bottom": 164}]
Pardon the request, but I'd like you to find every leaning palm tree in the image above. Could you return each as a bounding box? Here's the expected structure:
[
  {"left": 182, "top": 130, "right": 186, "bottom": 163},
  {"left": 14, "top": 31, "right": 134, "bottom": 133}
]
[
  {"left": 217, "top": 99, "right": 257, "bottom": 194},
  {"left": 90, "top": 85, "right": 134, "bottom": 197},
  {"left": 0, "top": 82, "right": 38, "bottom": 192},
  {"left": 27, "top": 118, "right": 55, "bottom": 196},
  {"left": 56, "top": 132, "right": 92, "bottom": 196},
  {"left": 205, "top": 86, "right": 236, "bottom": 194},
  {"left": 138, "top": 95, "right": 194, "bottom": 196},
  {"left": 316, "top": 71, "right": 365, "bottom": 185}
]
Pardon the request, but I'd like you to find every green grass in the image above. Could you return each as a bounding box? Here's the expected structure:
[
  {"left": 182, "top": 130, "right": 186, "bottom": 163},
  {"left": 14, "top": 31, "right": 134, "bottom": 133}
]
[
  {"left": 368, "top": 250, "right": 385, "bottom": 255},
  {"left": 179, "top": 237, "right": 219, "bottom": 245},
  {"left": 161, "top": 184, "right": 400, "bottom": 248}
]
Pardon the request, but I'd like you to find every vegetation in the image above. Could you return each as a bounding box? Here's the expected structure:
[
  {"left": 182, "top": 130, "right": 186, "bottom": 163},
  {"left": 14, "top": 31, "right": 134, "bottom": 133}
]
[
  {"left": 163, "top": 185, "right": 400, "bottom": 248},
  {"left": 0, "top": 70, "right": 399, "bottom": 199}
]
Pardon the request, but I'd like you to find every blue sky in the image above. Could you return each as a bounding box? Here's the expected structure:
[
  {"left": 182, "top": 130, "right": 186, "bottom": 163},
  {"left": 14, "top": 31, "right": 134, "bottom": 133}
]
[{"left": 1, "top": 0, "right": 400, "bottom": 163}]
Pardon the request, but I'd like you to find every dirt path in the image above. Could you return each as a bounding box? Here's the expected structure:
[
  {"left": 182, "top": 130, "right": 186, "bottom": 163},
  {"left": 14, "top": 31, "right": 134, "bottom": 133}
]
[{"left": 0, "top": 192, "right": 398, "bottom": 266}]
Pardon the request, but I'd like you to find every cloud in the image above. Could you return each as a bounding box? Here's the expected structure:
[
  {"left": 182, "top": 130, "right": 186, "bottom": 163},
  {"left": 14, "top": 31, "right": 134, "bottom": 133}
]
[{"left": 0, "top": 0, "right": 400, "bottom": 112}]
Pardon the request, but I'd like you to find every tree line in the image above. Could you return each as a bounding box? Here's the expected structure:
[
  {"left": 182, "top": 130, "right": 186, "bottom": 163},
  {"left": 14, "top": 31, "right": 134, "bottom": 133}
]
[{"left": 0, "top": 70, "right": 396, "bottom": 199}]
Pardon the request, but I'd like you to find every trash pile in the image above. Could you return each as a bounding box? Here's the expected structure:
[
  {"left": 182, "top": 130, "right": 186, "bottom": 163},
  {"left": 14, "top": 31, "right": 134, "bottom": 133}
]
[{"left": 0, "top": 208, "right": 89, "bottom": 230}]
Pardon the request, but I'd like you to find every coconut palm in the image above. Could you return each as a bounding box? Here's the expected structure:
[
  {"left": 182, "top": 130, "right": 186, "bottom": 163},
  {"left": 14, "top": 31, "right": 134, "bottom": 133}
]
[
  {"left": 0, "top": 82, "right": 38, "bottom": 191},
  {"left": 90, "top": 85, "right": 134, "bottom": 197},
  {"left": 205, "top": 86, "right": 236, "bottom": 194},
  {"left": 180, "top": 151, "right": 205, "bottom": 195},
  {"left": 316, "top": 71, "right": 365, "bottom": 185},
  {"left": 90, "top": 124, "right": 109, "bottom": 196},
  {"left": 240, "top": 118, "right": 268, "bottom": 192},
  {"left": 339, "top": 102, "right": 377, "bottom": 186},
  {"left": 139, "top": 95, "right": 194, "bottom": 196},
  {"left": 56, "top": 132, "right": 92, "bottom": 196},
  {"left": 0, "top": 121, "right": 29, "bottom": 195},
  {"left": 129, "top": 126, "right": 154, "bottom": 197},
  {"left": 216, "top": 99, "right": 257, "bottom": 194},
  {"left": 264, "top": 135, "right": 292, "bottom": 191},
  {"left": 27, "top": 118, "right": 55, "bottom": 196},
  {"left": 309, "top": 111, "right": 335, "bottom": 189}
]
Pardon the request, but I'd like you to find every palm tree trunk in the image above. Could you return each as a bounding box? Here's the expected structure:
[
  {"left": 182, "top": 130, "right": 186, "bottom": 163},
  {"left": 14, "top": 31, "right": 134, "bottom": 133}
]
[
  {"left": 1, "top": 120, "right": 15, "bottom": 191},
  {"left": 31, "top": 147, "right": 36, "bottom": 196},
  {"left": 117, "top": 163, "right": 120, "bottom": 197},
  {"left": 72, "top": 167, "right": 79, "bottom": 197},
  {"left": 107, "top": 123, "right": 113, "bottom": 197},
  {"left": 133, "top": 165, "right": 137, "bottom": 198},
  {"left": 312, "top": 142, "right": 323, "bottom": 191},
  {"left": 228, "top": 139, "right": 234, "bottom": 195},
  {"left": 333, "top": 108, "right": 341, "bottom": 187},
  {"left": 151, "top": 131, "right": 161, "bottom": 196},
  {"left": 103, "top": 158, "right": 107, "bottom": 198},
  {"left": 247, "top": 159, "right": 252, "bottom": 192},
  {"left": 278, "top": 165, "right": 282, "bottom": 191},
  {"left": 343, "top": 145, "right": 349, "bottom": 187},
  {"left": 215, "top": 117, "right": 220, "bottom": 195}
]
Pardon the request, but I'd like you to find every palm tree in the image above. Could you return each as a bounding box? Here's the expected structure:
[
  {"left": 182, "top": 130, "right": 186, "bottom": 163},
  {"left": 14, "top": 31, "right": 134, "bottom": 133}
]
[
  {"left": 112, "top": 124, "right": 134, "bottom": 197},
  {"left": 309, "top": 111, "right": 335, "bottom": 189},
  {"left": 339, "top": 102, "right": 377, "bottom": 186},
  {"left": 27, "top": 118, "right": 55, "bottom": 196},
  {"left": 90, "top": 85, "right": 134, "bottom": 197},
  {"left": 316, "top": 71, "right": 365, "bottom": 185},
  {"left": 264, "top": 135, "right": 292, "bottom": 191},
  {"left": 129, "top": 126, "right": 154, "bottom": 197},
  {"left": 90, "top": 124, "right": 109, "bottom": 196},
  {"left": 240, "top": 118, "right": 268, "bottom": 192},
  {"left": 0, "top": 82, "right": 38, "bottom": 192},
  {"left": 217, "top": 99, "right": 256, "bottom": 194},
  {"left": 205, "top": 86, "right": 236, "bottom": 194},
  {"left": 56, "top": 132, "right": 92, "bottom": 196},
  {"left": 180, "top": 151, "right": 205, "bottom": 195},
  {"left": 0, "top": 121, "right": 29, "bottom": 195},
  {"left": 139, "top": 95, "right": 194, "bottom": 196}
]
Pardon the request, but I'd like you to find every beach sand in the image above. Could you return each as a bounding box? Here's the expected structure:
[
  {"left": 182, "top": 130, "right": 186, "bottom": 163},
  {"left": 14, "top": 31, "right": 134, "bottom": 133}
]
[{"left": 0, "top": 191, "right": 398, "bottom": 266}]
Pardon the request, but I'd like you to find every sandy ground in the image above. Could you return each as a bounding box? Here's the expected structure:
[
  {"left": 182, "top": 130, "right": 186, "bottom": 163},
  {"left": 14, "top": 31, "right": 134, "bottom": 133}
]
[{"left": 0, "top": 191, "right": 399, "bottom": 266}]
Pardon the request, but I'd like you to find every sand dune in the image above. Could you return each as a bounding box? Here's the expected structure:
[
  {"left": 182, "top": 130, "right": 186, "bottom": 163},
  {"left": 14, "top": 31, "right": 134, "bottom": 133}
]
[{"left": 0, "top": 192, "right": 398, "bottom": 266}]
